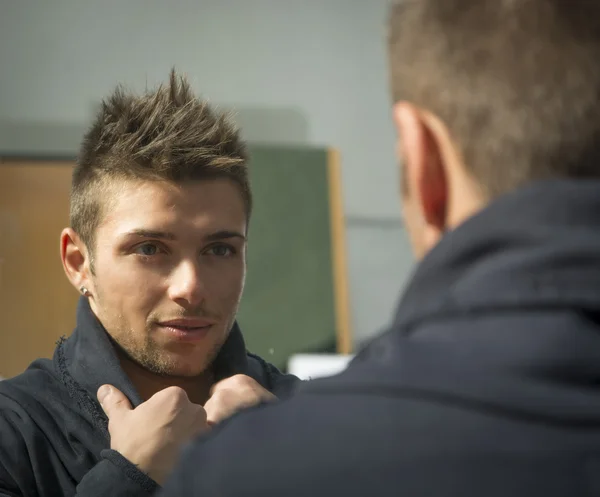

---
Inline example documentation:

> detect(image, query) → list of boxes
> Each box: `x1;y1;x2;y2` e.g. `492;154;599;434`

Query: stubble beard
111;316;234;378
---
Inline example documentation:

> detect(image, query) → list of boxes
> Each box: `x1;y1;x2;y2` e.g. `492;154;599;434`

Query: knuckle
210;375;252;396
162;386;189;407
216;388;237;404
227;374;252;390
207;389;236;414
235;374;252;386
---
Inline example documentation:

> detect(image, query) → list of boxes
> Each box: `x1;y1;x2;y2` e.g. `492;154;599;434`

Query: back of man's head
388;0;600;199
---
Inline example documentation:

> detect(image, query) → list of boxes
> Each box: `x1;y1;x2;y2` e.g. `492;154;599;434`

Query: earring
79;286;91;297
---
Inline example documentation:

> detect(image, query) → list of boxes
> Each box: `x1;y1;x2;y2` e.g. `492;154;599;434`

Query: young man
161;1;600;496
0;71;298;496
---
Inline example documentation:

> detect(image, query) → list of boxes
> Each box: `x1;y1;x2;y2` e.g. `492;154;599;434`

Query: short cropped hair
71;69;250;255
388;0;600;198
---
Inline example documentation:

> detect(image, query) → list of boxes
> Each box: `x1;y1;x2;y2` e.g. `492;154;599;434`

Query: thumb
97;384;132;419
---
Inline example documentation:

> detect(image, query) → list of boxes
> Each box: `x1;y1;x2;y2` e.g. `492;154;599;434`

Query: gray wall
0;0;415;346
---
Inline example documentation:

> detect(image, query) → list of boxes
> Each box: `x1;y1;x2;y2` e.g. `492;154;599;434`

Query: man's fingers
204;390;247;425
203;394;227;426
209;375;247;396
204;389;267;426
211;375;276;402
97;384;133;419
205;375;278;426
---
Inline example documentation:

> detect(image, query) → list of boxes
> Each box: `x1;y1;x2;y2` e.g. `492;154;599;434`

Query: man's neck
118;355;214;406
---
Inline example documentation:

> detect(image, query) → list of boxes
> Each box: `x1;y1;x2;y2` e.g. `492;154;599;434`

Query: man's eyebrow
204;230;247;242
122;229;246;242
125;229;177;240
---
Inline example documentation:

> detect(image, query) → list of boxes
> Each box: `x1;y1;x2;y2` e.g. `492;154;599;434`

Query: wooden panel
327;149;352;354
0;160;78;378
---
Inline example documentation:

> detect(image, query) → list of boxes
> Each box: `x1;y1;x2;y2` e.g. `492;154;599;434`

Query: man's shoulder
244;352;301;398
0;357;68;418
0;360;67;483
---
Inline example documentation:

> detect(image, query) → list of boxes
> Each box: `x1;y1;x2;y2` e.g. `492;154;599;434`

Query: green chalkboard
236;145;347;369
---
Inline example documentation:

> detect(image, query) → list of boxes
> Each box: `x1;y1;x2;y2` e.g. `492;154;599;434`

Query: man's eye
209;245;234;257
135;243;159;256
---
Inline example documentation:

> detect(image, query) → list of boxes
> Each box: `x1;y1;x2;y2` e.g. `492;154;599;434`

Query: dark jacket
0;298;299;496
162;180;600;497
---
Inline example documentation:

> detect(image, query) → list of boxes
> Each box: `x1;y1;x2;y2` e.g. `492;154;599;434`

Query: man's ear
393;101;448;234
60;228;93;294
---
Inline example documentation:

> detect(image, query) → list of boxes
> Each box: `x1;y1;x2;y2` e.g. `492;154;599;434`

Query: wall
0;0;415;346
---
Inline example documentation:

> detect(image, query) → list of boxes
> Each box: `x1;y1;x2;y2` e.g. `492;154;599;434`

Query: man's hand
204;374;276;425
97;385;208;485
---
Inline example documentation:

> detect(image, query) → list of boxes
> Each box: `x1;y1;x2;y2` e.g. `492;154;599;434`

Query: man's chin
144;356;212;378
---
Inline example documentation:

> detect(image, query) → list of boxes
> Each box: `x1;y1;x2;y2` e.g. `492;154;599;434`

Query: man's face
87;178;247;378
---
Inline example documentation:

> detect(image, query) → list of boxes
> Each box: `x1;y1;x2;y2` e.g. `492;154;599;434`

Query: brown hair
388;0;600;199
71;69;250;256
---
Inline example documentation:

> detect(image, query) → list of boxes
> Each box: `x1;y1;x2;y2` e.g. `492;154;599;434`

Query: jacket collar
393;179;600;330
55;297;250;414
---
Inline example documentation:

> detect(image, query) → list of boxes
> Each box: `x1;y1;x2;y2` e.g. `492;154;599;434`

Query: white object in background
287;354;354;381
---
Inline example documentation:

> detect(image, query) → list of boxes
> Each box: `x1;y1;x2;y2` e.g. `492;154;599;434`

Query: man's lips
158;318;216;329
157;319;217;341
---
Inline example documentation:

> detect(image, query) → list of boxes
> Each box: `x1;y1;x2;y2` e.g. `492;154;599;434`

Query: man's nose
167;260;206;309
